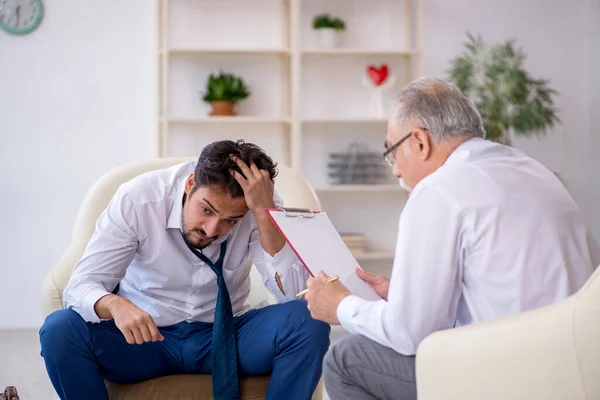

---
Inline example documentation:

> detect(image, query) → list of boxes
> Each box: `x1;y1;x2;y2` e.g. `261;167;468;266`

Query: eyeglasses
383;131;414;166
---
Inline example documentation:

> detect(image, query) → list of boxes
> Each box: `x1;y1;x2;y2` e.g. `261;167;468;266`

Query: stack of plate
328;143;388;185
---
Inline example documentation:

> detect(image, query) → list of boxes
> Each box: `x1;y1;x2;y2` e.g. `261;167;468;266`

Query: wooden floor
0;328;348;400
0;330;55;400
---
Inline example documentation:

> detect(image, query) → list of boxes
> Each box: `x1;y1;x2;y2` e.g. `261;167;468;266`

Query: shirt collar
166;177;186;230
409;137;486;196
443;137;485;166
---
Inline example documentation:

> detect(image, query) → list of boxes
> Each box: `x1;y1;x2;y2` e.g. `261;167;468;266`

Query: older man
305;78;600;400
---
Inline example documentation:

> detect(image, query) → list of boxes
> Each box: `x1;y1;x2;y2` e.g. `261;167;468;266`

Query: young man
40;140;330;400
305;78;600;400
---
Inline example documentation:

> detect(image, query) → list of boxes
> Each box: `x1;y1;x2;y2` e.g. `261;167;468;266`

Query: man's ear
185;173;195;195
414;129;432;160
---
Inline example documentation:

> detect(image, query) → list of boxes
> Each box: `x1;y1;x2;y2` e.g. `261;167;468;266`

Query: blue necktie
182;236;240;400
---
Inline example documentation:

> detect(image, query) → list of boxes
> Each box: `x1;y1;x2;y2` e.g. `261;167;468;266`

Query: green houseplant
312;13;346;49
202;71;251;116
448;34;559;145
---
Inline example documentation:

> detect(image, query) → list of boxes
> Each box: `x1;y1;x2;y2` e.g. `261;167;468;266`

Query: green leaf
447;33;559;144
201;71;251;103
312;13;346;30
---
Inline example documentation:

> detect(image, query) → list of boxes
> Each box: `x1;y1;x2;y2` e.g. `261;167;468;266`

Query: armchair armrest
41;239;88;318
415;298;582;400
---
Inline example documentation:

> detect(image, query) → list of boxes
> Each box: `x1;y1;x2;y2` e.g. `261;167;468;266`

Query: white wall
0;0;598;329
0;0;157;328
584;0;600;240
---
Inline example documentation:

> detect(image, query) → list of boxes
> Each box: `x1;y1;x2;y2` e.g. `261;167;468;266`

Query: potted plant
448;33;559;145
201;71;251;116
312;13;346;49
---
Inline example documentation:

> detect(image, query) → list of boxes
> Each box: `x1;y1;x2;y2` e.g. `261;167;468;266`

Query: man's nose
203;218;220;238
393;163;402;178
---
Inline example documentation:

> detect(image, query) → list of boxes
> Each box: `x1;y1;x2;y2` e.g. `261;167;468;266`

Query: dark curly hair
192;140;278;198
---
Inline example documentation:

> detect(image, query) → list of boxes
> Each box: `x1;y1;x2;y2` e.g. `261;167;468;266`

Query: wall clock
0;0;44;35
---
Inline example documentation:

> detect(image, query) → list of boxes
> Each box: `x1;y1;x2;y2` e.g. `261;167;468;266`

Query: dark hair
192;140;278;197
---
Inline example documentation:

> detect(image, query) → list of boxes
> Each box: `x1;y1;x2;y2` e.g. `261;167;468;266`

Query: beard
399;178;413;193
182;227;218;250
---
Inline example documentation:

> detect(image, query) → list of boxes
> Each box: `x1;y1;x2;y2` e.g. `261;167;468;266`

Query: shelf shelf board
301;48;419;56
168;48;290;56
302;118;388;124
315;184;402;192
168;117;291;125
354;251;395;261
166;48;417;56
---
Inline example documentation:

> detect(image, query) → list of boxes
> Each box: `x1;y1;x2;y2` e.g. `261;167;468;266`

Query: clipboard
266;207;382;301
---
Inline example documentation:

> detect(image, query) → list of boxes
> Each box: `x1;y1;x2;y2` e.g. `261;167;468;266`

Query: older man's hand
305;271;351;325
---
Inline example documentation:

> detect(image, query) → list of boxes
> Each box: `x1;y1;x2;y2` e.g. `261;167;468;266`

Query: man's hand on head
229;155;276;216
230;154;285;258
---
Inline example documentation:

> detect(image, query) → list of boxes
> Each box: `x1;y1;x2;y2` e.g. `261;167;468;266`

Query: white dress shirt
337;138;600;356
64;161;309;326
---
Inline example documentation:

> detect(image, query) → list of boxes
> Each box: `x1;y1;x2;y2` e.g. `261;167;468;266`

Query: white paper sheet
268;209;382;301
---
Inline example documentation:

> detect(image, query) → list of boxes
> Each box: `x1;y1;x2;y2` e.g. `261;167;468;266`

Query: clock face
0;0;44;35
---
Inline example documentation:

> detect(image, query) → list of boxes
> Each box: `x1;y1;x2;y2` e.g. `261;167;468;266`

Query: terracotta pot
209;101;236;116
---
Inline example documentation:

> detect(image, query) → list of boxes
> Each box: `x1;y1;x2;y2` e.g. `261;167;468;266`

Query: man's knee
323;335;366;397
39;309;86;357
323;345;338;378
284;300;331;350
324;335;367;377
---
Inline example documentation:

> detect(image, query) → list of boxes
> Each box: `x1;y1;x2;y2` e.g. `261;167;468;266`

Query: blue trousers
39;300;330;400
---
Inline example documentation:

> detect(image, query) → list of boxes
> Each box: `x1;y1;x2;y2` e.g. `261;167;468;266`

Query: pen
296;276;339;297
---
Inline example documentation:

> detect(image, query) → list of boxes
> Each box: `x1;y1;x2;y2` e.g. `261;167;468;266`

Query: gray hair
391;77;485;143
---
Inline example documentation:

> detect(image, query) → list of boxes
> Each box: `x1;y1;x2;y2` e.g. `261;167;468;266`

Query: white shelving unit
158;0;422;268
301;48;419;55
168;117;292;125
315;184;403;192
168;49;291;55
302;118;389;124
355;251;395;261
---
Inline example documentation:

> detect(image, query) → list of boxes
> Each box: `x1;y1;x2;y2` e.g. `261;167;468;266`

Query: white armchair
416;265;600;400
41;157;324;400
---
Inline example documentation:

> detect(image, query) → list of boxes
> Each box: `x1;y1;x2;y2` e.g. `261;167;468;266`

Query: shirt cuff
81;288;111;323
337;295;368;334
266;242;300;276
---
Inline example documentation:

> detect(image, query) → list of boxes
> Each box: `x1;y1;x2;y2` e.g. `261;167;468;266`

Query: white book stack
340;233;366;256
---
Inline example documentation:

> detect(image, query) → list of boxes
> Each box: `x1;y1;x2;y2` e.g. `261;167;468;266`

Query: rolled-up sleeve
248;190;309;302
249;229;309;303
63;185;142;322
336;186;465;355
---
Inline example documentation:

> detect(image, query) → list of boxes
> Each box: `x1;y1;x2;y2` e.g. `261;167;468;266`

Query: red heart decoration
367;64;389;86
